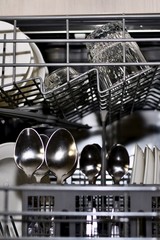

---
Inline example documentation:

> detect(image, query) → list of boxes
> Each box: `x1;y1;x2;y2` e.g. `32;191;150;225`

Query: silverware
40;134;49;147
10;216;19;237
33;134;50;182
14;128;44;179
79;144;101;237
61;157;77;183
107;144;129;184
107;144;129;237
79;144;101;184
45;128;78;184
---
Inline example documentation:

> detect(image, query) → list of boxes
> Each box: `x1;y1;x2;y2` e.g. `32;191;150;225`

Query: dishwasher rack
0;184;160;239
0;14;160;124
1;14;160;240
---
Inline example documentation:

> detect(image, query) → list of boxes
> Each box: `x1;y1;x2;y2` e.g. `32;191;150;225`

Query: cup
42;67;91;119
86;21;150;89
44;67;79;92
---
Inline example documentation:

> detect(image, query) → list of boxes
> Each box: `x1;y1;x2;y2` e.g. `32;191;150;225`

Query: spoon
79;143;101;238
40;134;49;148
79;144;101;184
107;144;129;184
106;144;129;237
61;156;78;183
14;128;45;179
45;128;78;184
33;134;50;183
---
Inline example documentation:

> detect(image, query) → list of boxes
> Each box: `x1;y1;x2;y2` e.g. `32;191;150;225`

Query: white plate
30;41;48;80
0;21;32;90
143;145;154;184
0;142;28;236
130;144;145;184
153;146;160;184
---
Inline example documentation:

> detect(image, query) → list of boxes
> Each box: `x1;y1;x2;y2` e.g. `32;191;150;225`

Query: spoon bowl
14;128;44;179
45;128;78;184
33;134;50;182
107;144;129;184
61;158;78;183
40;134;49;148
79;144;101;184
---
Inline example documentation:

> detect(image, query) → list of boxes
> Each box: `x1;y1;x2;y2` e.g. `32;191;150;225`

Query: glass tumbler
44;67;79;92
43;67;91;118
86;21;149;89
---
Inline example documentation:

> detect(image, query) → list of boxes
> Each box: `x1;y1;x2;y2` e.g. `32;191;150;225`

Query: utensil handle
101;110;107;186
10;216;19;237
136;211;146;237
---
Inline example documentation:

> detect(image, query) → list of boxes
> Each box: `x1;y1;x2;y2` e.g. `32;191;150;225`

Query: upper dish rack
0;15;160;125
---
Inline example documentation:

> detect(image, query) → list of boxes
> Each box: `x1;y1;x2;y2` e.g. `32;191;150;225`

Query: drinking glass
44;67;79;92
86;21;149;89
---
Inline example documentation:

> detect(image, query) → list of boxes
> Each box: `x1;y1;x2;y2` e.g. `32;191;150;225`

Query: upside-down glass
44;67;79;92
86;21;149;89
43;66;88;103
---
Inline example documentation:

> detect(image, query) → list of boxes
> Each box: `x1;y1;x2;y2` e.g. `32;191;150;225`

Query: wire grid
97;66;158;125
41;69;99;122
0;15;160;124
0;77;44;108
0;184;159;239
18;185;160;238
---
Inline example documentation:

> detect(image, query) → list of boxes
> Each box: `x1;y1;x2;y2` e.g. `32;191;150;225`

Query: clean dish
17;41;48;103
0;21;32;91
130;144;145;184
143;145;155;184
30;41;48;80
153;146;160;184
0;142;28;236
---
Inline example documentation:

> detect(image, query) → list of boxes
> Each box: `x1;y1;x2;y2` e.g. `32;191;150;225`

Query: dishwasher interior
0;14;160;239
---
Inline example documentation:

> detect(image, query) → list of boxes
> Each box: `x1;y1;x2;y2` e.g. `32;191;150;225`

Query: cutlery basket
20;184;160;238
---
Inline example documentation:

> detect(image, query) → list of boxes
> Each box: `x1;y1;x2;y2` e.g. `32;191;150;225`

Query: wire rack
0;14;160;124
1;13;160;239
0;184;160;239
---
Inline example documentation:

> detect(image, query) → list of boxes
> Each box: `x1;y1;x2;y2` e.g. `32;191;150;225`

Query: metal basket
0;184;160;239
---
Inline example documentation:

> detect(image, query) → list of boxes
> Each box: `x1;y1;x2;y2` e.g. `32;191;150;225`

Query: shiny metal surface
45;128;78;184
40;134;49;147
14;128;44;178
61;158;77;183
33;134;50;182
107;144;130;184
79;144;101;184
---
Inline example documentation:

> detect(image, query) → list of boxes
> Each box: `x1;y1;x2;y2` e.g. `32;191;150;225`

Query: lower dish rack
0;184;160;239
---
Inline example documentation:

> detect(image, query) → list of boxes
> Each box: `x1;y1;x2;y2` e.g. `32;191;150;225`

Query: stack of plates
130;144;160;184
0;20;48;98
0;142;29;237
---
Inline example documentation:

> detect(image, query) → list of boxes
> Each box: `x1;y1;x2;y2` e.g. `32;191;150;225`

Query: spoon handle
56;176;63;185
100;109;107;186
88;176;97;185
